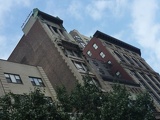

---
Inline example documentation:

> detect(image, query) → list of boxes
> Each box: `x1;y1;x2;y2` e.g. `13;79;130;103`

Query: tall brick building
8;8;110;92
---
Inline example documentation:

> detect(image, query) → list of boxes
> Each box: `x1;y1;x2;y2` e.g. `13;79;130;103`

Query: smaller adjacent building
69;29;91;49
0;59;56;100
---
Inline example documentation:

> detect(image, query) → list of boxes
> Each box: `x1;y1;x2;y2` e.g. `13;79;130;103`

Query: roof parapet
32;8;63;25
93;30;141;56
22;8;64;35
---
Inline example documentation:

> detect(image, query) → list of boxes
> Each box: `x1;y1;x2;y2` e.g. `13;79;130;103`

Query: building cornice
93;30;141;56
33;8;63;25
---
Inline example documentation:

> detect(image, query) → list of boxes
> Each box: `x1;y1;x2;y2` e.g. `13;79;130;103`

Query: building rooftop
94;30;141;55
33;8;63;25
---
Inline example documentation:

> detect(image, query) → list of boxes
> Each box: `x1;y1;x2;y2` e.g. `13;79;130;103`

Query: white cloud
0;0;32;59
67;1;83;20
86;0;129;20
109;0;129;18
45;0;83;20
0;1;12;27
113;30;125;40
131;0;160;73
86;1;109;20
0;35;8;59
0;0;32;28
0;34;22;59
45;0;58;16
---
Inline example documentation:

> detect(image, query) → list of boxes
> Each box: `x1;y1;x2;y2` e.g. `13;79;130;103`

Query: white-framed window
93;43;98;49
82;76;101;88
105;60;112;68
29;77;45;87
90;77;101;87
115;71;121;78
80;42;86;48
73;61;87;72
100;52;105;58
4;73;22;84
74;36;82;42
87;51;92;56
116;71;120;76
108;60;112;65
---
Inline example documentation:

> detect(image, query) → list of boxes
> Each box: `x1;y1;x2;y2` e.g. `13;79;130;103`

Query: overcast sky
0;0;160;74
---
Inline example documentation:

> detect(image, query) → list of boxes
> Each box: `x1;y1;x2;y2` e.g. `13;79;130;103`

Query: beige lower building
0;59;56;100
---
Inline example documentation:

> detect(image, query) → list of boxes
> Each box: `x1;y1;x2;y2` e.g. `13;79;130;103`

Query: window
116;71;120;76
139;73;148;81
45;97;53;103
114;51;125;62
104;60;112;69
52;27;58;33
87;51;92;56
29;77;45;87
90;77;101;87
79;42;86;48
59;29;63;35
129;70;134;76
140;73;150;82
115;71;121;78
105;42;112;47
4;73;22;84
132;52;137;56
65;49;80;57
107;60;112;65
93;43;98;49
123;55;134;65
124;49;129;53
92;60;98;66
148;75;156;83
47;25;59;34
98;68;105;75
139;60;149;70
66;49;74;56
132;58;143;67
100;52;105;58
74;36;82;42
134;72;141;79
116;46;121;50
74;36;81;39
140;80;148;89
73;61;87;72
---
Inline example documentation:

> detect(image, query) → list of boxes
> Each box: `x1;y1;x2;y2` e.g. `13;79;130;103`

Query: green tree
101;85;155;120
0;88;67;120
56;76;156;120
0;77;156;120
56;76;104;120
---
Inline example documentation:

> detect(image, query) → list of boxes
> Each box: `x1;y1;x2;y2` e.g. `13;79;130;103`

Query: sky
0;0;160;74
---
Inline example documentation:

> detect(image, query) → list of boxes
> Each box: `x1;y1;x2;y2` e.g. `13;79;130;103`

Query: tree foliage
0;89;66;120
56;76;156;120
0;77;156;120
